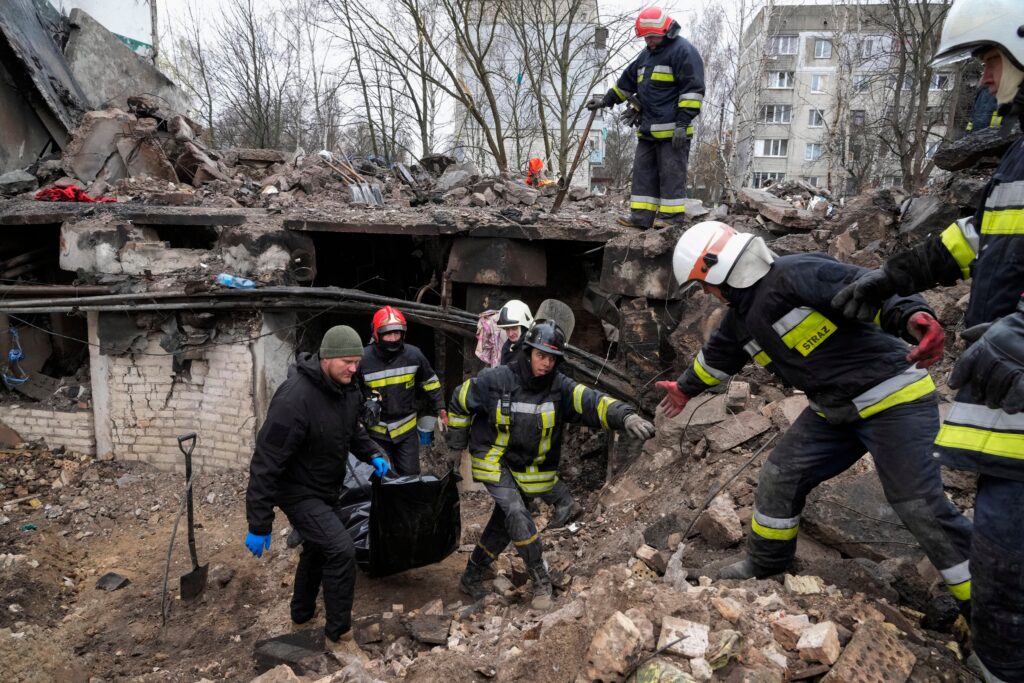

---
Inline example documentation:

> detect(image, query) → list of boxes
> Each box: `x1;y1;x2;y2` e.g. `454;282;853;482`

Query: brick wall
2;406;96;455
106;335;257;472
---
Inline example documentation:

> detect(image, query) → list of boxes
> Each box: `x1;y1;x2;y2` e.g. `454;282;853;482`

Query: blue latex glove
245;532;272;558
371;456;390;478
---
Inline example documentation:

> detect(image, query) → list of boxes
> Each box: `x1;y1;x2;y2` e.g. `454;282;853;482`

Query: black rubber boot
459;560;488;602
716;558;777;580
549;501;582;529
527;562;554;610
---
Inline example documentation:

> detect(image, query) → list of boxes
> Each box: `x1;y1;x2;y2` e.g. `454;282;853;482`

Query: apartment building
732;3;960;195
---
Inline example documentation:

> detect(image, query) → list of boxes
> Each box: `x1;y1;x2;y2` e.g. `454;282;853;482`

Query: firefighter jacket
880;134;1024;480
246;352;384;535
359;342;444;441
613;35;705;142
447;353;634;494
677;253;936;425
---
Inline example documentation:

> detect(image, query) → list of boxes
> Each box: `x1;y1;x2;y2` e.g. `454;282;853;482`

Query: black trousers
470;467;543;568
370;432;420;476
281;497;357;641
629;138;690;229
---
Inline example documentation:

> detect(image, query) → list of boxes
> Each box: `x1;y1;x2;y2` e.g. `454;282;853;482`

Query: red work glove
906;311;945;369
437;409;449;433
655;380;690;418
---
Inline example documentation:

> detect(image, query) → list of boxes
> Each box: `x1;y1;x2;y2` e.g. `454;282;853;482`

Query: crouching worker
244;325;391;662
448;321;655;609
657;222;973;615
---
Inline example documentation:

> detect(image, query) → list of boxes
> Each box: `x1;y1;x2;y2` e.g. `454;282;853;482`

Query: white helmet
497;300;534;329
672;221;775;288
931;0;1024;70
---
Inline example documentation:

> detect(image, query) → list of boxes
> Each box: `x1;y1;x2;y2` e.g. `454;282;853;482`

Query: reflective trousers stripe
629;201;687;214
855;371;935;420
940;560;972;600
751;509;799;540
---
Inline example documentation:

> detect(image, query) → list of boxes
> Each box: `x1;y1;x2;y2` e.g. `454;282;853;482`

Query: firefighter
658;222;973;612
830;2;1023;677
244;325;389;662
525;157;553;187
448;321;655;609
360;306;447;476
496;299;534;365
586;6;705;229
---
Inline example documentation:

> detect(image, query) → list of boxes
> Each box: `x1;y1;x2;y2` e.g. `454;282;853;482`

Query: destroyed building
0;1;1019;681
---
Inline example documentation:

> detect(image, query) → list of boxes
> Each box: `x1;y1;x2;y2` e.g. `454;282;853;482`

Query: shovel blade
180;564;208;601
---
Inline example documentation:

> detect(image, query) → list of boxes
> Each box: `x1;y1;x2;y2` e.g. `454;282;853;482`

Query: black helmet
522;321;566;357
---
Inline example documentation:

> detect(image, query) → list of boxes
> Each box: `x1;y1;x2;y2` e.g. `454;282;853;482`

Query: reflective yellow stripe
366;373;416;388
752;518;799;540
630;200;660;211
390;418;417;438
471;468;501;483
513;531;540;546
597;396;617;429
980;208;1024;235
650;72;675;82
781;312;837;356
538;410;555;458
993;113;1003;127
940;222;976;279
421;379;441;392
612;85;626;101
454;380;472;413
678;99;702;108
857;374;935;419
649;129;674;139
753;351;771;366
693;356;722;387
369;424;388;434
686;125;694;135
935;424;1024;459
873;310;882;327
573;384;586;414
449;413;470;428
948;580;971;601
658;203;686;214
476;542;497;560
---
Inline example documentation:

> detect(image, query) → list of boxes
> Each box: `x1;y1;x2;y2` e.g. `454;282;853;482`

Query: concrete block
771;613;810;650
705;411;772;451
797;622;841;666
582;611;645;682
695;493;744;548
821;620;915;683
657;616;709;659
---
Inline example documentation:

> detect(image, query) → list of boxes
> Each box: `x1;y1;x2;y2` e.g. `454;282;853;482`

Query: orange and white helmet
635;7;680;39
672;221;774;288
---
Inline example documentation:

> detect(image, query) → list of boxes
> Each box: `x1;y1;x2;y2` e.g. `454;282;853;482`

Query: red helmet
635;7;680;39
372;306;407;342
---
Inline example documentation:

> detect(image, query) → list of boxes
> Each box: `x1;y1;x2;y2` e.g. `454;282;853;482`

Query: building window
808;109;825;127
882;175;903;188
751;171;785;188
814;39;832;59
768;35;798;55
858;36;883;59
760;104;792;124
853;73;871;93
803;176;820;187
930;72;951;90
805;143;823;161
810;74;827;93
851;109;866;126
887;74;913;91
755;139;789;157
767;71;795;89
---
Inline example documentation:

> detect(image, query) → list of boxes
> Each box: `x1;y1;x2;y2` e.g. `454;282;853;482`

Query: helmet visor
930;45;977;69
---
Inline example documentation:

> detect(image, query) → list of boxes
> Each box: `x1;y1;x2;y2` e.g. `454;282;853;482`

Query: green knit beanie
320;325;364;359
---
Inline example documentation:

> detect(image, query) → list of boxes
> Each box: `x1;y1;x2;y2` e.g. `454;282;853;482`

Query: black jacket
359;342;444;437
500;338;517;365
613;35;705;141
678;253;934;424
447;351;634;494
246;352;384;535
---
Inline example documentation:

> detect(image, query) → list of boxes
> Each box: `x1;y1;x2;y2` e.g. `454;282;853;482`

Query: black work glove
586;89;618;111
949;298;1024;414
830;268;899;322
621;106;641;128
671;127;690;151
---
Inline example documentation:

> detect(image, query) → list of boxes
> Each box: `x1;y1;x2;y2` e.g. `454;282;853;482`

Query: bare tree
161;1;218;145
601;113;637;191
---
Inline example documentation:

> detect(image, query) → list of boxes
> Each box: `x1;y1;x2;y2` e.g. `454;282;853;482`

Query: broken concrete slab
0;170;38;196
65;9;189;113
933;119;1022;172
448;237;546;286
762;395;809;430
115;135;177;183
737;188;817;230
705;411;772;451
63;109;135;183
253;631;328;676
408;613;450;645
898;194;959;238
655;393;729;448
582;611;644;682
770;613;810;650
821;620;915;683
599;227;680;299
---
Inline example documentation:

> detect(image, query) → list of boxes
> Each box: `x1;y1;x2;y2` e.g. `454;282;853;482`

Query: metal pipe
0;285;112;296
1;260;54;279
0;247;51;270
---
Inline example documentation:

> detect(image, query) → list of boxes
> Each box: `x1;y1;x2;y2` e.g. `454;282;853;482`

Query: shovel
339;158;384;207
177;432;208;601
320;157;369;205
551;107;598;214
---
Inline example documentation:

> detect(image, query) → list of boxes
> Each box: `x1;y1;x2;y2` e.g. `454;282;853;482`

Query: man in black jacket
245;325;390;662
658;222;973;615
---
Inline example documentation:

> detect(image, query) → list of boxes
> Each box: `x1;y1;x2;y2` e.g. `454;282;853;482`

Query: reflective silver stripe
377;413;417;431
697;351;730;381
510;402;557;415
649;122;677;132
753;509;800;529
985;179;1024;209
944;401;1024;430
363;365;419;381
851;366;929;413
637;15;666;29
772;307;814;336
940;560;971;585
630;194;661;204
652;65;673;74
678;92;704;101
744;341;761;356
956;217;980;253
659;197;688;207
